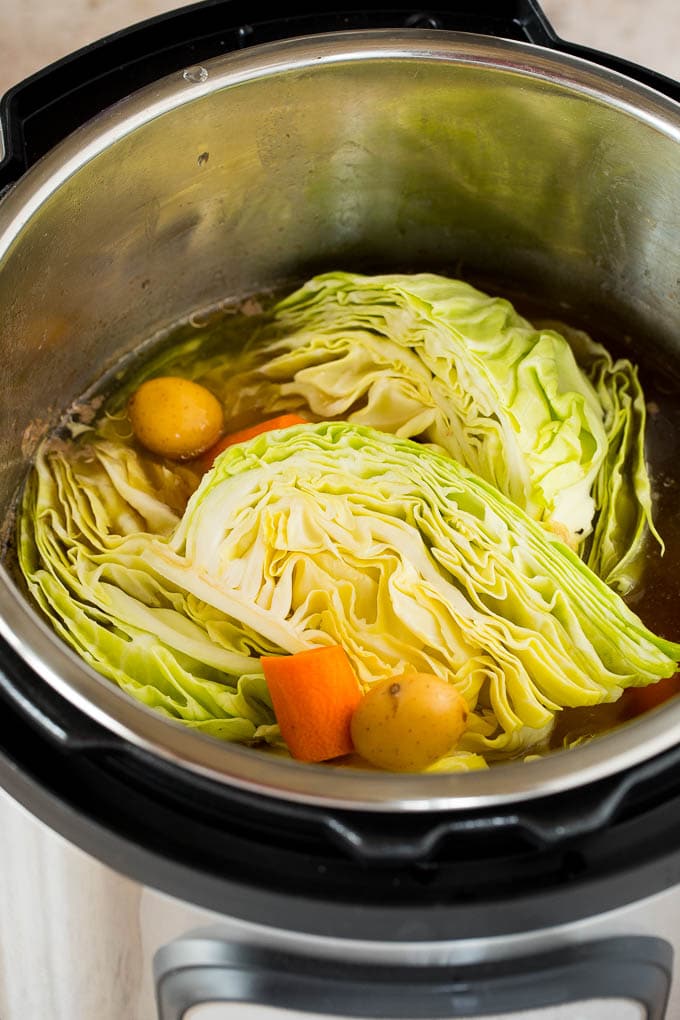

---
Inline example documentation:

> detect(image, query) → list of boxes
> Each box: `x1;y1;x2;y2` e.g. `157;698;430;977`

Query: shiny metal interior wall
1;32;679;517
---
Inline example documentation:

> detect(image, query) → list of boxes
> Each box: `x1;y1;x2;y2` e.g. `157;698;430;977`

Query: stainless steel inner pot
1;30;679;811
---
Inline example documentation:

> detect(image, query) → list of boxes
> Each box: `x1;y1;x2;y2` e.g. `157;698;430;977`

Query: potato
128;376;224;460
350;672;468;772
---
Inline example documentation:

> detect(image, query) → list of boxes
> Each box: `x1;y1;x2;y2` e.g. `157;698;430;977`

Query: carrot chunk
200;414;307;470
624;672;680;717
261;645;363;762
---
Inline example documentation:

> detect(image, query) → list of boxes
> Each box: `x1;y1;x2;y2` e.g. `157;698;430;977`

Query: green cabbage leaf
553;321;661;592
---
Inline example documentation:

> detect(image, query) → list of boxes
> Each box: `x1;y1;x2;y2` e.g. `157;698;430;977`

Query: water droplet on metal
183;66;209;84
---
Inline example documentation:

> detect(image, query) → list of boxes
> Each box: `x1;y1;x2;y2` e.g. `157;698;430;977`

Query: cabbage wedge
18;437;278;741
221;272;656;593
136;422;678;765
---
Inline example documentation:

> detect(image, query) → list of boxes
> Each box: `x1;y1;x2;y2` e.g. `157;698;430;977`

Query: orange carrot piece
261;645;363;762
200;413;307;470
624;672;680;717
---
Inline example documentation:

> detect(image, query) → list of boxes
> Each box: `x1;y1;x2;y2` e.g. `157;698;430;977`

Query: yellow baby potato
350;672;468;772
127;376;224;460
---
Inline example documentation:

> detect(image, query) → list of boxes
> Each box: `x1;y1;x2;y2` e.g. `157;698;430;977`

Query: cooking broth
8;272;680;768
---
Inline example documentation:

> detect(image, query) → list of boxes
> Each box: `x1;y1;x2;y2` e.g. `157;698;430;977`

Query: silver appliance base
0;789;675;1019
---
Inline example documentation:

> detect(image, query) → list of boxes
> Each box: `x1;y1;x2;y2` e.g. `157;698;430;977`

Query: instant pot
1;2;679;1018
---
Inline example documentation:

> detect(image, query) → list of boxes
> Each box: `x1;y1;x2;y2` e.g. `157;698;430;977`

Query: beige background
0;0;678;97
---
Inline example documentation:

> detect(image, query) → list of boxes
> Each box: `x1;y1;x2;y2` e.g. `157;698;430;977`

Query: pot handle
1;0;676;194
153;932;672;1020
